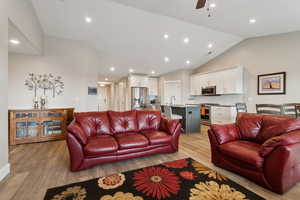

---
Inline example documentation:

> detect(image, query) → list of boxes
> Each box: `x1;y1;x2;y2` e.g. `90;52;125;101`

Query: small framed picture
257;72;286;95
88;87;98;95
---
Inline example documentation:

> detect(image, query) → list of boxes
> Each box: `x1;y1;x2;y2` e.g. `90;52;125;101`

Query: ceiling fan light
209;3;216;8
249;18;256;24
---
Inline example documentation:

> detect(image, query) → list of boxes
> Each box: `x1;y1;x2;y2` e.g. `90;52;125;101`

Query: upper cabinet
128;75;149;88
128;75;158;96
220;67;243;94
190;75;199;95
190;66;244;95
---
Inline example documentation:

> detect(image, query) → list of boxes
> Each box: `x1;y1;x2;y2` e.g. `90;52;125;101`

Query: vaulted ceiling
111;0;300;38
14;0;300;79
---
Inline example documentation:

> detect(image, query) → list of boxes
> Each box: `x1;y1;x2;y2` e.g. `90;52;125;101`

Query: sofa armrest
210;123;241;145
159;117;181;135
66;133;85;171
67;120;88;145
260;130;300;157
264;142;300;193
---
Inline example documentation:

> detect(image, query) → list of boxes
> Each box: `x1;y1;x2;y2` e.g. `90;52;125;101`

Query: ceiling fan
196;0;207;9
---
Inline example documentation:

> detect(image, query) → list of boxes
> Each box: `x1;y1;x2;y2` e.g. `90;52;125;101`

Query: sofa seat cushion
115;133;149;150
219;141;264;168
84;135;118;157
142;131;172;145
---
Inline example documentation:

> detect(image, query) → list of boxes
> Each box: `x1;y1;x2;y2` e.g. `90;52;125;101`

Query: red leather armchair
208;113;300;194
66;110;181;171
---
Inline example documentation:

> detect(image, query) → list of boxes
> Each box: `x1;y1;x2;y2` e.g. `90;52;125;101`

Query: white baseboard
0;163;10;182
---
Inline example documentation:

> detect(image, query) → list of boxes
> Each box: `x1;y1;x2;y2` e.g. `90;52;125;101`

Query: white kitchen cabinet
221;67;243;94
190;75;198;95
128;75;149;88
189;66;243;96
148;77;158;96
210;106;237;125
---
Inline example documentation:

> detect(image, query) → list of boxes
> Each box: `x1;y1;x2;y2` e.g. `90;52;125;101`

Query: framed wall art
257;72;286;95
88;87;98;95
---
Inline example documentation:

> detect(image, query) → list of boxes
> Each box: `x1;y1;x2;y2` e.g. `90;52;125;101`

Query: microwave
201;86;219;96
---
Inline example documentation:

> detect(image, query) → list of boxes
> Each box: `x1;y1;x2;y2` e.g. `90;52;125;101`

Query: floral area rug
44;158;265;200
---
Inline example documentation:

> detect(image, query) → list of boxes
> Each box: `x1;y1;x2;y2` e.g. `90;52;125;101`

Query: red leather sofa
66;110;181;171
208;112;300;194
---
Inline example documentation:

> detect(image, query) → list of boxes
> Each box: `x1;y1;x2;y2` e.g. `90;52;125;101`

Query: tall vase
33;96;39;109
40;96;46;110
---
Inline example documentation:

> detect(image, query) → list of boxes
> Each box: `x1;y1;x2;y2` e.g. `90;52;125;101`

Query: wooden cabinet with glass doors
9;108;74;145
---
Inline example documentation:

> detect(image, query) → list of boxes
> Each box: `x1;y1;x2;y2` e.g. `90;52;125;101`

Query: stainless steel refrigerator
131;87;148;110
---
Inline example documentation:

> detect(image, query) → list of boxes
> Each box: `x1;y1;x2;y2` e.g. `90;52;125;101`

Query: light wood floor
1;126;299;200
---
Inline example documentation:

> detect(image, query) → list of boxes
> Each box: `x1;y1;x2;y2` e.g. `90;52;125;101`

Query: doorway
164;80;182;105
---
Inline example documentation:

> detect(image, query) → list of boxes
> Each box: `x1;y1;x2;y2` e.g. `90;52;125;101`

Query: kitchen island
162;105;201;133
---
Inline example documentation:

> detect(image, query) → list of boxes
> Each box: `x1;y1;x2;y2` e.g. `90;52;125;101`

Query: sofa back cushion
256;115;300;143
108;110;138;134
211;123;241;145
137;110;161;131
236;113;263;141
74;112;111;136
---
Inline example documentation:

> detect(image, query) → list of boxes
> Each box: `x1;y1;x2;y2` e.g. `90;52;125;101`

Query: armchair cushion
115;133;149;150
257;116;300;143
137;110;161;131
142;131;172;145
108;110;138;134
219;141;264;168
236;113;263;141
84;135;118;157
159;117;180;135
67;121;88;145
260;130;300;157
210;124;241;145
75;112;111;136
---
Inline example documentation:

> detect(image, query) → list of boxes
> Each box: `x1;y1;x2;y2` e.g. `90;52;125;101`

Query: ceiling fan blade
196;0;206;9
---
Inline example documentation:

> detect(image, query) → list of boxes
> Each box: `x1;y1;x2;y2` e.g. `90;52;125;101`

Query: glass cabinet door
16;121;39;138
42;120;63;137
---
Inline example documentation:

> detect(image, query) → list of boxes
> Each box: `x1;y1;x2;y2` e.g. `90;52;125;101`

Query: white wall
8;0;43;53
9;36;102;112
0;0;9;181
193;31;300;112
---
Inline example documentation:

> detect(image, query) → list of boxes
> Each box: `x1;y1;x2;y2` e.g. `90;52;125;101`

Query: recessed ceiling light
110;67;115;71
9;39;20;45
208;43;213;49
105;78;108;81
100;84;105;87
249;18;256;24
186;60;191;65
129;68;134;73
164;57;170;63
183;37;190;44
164;33;169;39
209;3;216;8
151;70;156;74
85;17;92;23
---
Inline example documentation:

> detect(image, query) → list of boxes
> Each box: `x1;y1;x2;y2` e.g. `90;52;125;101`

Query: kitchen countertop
162;104;236;108
162;104;201;108
210;104;236;107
